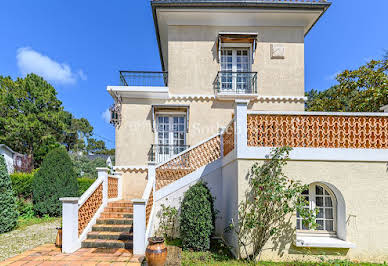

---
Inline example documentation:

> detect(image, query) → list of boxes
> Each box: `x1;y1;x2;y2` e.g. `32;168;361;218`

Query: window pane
325;197;333;207
302;189;309;195
317;208;324;218
316;197;323;207
325;220;334;231
325;208;334;219
316;220;324;230
296;219;300;230
302;221;309;230
316;185;323;195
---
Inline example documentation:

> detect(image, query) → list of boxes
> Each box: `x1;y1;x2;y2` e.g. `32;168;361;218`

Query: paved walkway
0;244;143;265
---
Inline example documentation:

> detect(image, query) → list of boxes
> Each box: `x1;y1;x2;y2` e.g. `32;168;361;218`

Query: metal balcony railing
214;71;258;95
148;144;190;163
119;71;168;87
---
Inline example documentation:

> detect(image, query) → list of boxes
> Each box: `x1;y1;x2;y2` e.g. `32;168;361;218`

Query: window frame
155;113;187;147
296;183;337;237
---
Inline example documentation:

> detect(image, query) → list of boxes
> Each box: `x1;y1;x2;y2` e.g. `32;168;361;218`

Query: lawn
167;238;386;266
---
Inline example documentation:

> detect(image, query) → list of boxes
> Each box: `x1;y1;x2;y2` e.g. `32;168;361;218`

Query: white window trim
295;182;355;249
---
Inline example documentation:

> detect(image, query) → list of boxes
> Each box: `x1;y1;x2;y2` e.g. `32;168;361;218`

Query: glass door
220;48;250;93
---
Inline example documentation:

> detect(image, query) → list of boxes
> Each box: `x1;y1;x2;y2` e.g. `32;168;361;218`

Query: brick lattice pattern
247;114;388;149
78;183;103;236
146;188;153;226
223;120;235;156
155;135;221;190
108;176;118;199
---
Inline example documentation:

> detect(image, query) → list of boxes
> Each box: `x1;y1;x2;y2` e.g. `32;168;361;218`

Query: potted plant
55;222;62;248
145;237;167;266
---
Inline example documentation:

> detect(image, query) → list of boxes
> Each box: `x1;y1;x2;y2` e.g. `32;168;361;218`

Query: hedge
180;181;215;251
11;172;95;199
33;147;79;216
0;155;18;233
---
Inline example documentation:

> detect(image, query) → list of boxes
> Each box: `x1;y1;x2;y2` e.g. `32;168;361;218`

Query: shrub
77;177;95;196
10;171;36;199
0;155;18;233
157;204;179;240
17;198;35;219
33;147;79;216
180;181;215;251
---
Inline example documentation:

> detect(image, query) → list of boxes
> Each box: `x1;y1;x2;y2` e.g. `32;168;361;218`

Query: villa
60;0;388;262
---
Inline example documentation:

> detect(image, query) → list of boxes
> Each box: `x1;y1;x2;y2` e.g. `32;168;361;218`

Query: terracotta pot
145;237;167;266
55;227;62;248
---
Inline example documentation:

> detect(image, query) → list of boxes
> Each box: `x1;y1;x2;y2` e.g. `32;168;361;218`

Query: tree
0;155;18;233
227;147;316;261
70;153;107;179
33;147;79;216
306;53;388;112
180;181;215;251
0;74;106;167
86;138;107;154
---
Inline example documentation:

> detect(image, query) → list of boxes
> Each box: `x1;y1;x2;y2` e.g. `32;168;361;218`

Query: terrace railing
214;71;257;95
148;144;190;163
120;71;168;87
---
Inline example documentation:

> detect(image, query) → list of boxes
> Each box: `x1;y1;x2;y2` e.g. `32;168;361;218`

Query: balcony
119;71;168;87
214;71;258;99
148;144;190;164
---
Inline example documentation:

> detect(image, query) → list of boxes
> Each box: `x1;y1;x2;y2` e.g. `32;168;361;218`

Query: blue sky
0;0;387;149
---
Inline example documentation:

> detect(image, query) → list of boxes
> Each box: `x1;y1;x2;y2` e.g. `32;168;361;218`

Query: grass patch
167;238;386;266
16;215;60;230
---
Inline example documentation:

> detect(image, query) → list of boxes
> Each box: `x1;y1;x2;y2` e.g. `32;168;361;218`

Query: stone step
104;207;133;213
92;224;133;232
81;239;133;249
100;212;133;219
96;218;133;225
107;201;133;208
87;231;133;241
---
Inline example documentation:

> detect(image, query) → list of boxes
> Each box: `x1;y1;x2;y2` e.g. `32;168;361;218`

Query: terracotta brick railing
78;183;103;235
222;119;235;156
60;168;122;253
247;113;388;149
108;175;119;198
155;134;221;190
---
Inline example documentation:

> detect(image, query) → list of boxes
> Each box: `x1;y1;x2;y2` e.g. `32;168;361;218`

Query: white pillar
97;167;109;205
234;99;248;158
132;199;147;255
59;197;81;253
147;164;156;191
116;172;123;200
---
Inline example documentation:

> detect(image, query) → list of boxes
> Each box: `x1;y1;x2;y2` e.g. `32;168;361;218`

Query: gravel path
0;219;60;261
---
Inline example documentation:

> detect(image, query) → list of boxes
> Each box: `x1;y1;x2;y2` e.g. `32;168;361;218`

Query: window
297;183;336;234
220;48;251;92
155;115;187;162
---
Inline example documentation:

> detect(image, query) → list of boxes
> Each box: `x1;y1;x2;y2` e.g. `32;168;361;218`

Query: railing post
97;167;109;206
234;99;248;158
59;197;80;253
132;199;147;255
116;172;123;200
219;127;224;158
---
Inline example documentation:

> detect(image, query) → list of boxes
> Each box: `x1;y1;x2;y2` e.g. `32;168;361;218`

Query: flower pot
145;237;167;266
55;227;62;248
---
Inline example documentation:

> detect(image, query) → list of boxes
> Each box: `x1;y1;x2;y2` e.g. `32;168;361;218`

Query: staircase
81;200;133;249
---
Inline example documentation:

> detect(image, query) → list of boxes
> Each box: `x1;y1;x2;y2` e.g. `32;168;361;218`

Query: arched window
296;183;336;234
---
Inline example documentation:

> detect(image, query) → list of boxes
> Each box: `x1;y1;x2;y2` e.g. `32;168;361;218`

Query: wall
119;170;148;200
116;98;302;166
168;25;305;100
236;159;388;262
151;160;223;238
0;147;14;174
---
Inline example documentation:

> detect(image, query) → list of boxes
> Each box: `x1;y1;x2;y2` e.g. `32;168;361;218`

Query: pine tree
0;155;18;233
33;147;79;216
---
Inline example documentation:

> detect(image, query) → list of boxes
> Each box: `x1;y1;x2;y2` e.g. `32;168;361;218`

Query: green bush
0;155;18;233
77;177;95;196
180;181;215;251
10;171;36;199
33;147;79;216
17;198;35;219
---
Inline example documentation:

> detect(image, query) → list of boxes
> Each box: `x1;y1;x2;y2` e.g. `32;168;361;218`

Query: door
220;48;250;92
156;115;186;162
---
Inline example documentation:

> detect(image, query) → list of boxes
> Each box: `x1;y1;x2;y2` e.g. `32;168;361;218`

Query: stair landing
81;200;134;250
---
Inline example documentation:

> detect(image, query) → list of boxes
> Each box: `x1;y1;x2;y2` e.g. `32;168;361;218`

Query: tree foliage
0;74;110;166
306;53;388;112
33;147;79;216
180;181;215;251
70;153;107;179
0;155;18;233
228;147;316;261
